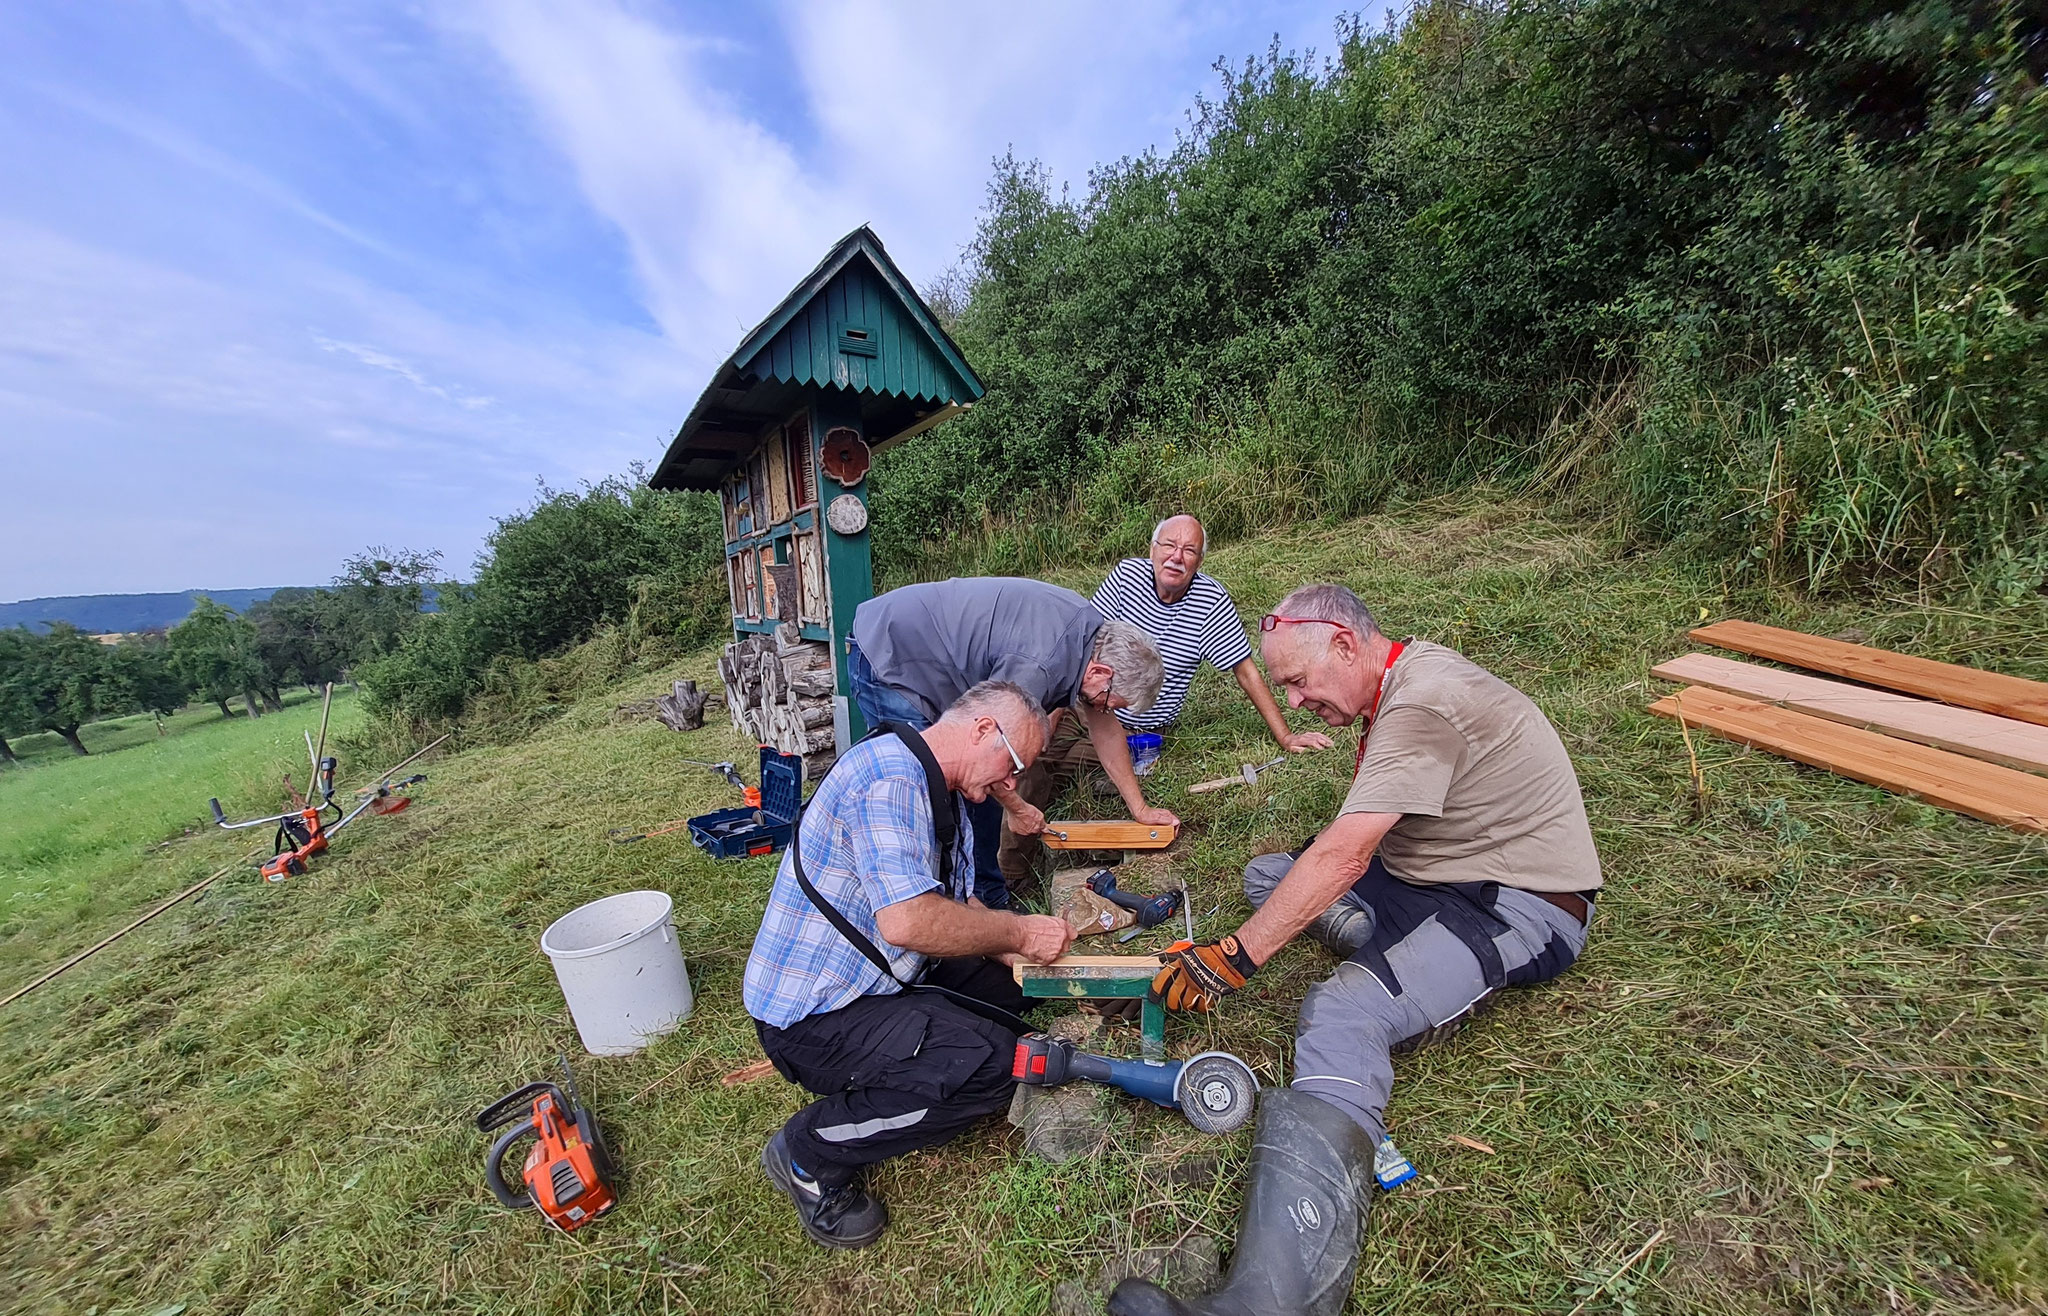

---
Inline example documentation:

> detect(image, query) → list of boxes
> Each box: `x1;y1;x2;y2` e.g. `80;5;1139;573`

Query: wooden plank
1691;620;2048;728
1649;686;2048;834
1653;652;2048;776
1040;821;1178;850
1013;954;1163;987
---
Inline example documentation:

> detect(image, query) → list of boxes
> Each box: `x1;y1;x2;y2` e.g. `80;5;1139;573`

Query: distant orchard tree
0;628;34;762
168;598;269;719
107;635;190;728
4;623;113;755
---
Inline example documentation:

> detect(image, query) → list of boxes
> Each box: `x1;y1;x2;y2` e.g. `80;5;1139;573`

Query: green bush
873;1;2048;597
355;477;725;728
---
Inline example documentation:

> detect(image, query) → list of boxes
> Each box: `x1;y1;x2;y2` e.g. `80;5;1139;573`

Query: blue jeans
846;644;1011;909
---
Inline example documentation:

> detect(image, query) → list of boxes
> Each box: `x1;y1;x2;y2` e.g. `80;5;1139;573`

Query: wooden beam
1014;954;1167;977
1649;685;2048;834
1040;820;1178;850
1691;620;2048;728
1653;653;2048;776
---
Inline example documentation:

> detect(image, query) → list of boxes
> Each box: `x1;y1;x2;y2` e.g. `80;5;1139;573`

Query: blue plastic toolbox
688;745;804;859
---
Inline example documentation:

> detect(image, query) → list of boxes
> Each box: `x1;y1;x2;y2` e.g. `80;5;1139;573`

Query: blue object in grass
689;745;804;859
1126;733;1163;776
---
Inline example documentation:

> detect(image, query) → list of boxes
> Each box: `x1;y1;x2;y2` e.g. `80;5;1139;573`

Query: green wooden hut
649;226;983;769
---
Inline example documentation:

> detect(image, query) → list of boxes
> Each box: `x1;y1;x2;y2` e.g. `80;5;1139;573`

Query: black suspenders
786;722;1030;1030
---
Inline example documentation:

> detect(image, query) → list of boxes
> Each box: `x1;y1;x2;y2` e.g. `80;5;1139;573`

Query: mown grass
0;688;362;983
2;493;2043;1315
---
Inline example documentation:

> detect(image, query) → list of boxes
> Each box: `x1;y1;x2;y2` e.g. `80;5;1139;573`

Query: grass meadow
2;495;2043;1314
0;688;362;985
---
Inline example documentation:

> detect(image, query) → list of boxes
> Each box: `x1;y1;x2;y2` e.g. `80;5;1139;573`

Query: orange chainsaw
476;1057;620;1233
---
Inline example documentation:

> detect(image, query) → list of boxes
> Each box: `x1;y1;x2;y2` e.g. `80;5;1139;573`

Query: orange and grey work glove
1149;936;1258;1014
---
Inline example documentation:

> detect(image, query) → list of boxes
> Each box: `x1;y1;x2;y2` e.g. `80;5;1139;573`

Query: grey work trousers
1243;851;1592;1143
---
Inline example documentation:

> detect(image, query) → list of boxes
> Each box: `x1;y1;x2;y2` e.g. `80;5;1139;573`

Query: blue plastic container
688;745;804;859
1126;733;1163;776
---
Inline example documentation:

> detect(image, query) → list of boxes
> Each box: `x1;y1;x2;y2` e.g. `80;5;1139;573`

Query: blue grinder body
1012;1033;1258;1133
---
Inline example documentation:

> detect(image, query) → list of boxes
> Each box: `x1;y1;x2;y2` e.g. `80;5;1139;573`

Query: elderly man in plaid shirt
745;680;1075;1249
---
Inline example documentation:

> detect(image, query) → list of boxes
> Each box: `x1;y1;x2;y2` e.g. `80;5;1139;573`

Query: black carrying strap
788;721;1032;1033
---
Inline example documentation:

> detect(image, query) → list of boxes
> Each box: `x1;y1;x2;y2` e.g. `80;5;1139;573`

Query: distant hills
0;589;306;635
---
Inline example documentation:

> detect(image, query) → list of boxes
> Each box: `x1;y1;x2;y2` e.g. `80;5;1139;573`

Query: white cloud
460;0;846;356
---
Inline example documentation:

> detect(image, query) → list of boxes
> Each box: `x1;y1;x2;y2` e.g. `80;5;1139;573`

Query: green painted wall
811;391;872;743
749;261;974;403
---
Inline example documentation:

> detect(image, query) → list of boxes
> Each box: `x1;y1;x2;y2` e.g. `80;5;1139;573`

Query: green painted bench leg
1141;999;1166;1061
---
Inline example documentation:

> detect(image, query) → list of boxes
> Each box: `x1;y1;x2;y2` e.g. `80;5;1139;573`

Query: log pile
719;623;838;777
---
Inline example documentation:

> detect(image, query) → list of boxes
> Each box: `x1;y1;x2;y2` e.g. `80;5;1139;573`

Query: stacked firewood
718;624;838;777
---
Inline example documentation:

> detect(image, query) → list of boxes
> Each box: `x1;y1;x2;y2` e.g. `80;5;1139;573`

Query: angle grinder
1012;1033;1259;1134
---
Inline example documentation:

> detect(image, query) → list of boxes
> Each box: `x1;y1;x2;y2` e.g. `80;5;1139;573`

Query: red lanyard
1354;640;1406;773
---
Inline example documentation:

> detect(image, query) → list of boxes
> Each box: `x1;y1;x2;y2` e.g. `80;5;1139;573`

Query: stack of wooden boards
1650;619;2048;835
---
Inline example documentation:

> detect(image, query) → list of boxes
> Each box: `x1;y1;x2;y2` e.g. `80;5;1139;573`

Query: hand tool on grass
609;758;755;843
1087;869;1183;930
476;1055;620;1234
1012;1033;1259;1133
1187;756;1285;794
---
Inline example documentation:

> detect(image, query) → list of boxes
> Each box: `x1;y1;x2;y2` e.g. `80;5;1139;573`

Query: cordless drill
1086;869;1184;929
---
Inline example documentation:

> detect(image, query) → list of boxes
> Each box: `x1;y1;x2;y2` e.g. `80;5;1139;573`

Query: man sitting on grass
1116;584;1602;1316
999;513;1334;894
847;575;1175;909
744;680;1076;1250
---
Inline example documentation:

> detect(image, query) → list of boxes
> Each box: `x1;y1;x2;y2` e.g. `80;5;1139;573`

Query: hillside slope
0;588;302;634
2;495;2042;1315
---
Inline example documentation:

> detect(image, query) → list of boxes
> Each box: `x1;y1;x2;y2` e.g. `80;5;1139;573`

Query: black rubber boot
1304;904;1372;957
1107;1088;1373;1316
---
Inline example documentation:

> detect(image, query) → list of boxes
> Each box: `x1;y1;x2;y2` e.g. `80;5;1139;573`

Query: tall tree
0;628;33;762
167;598;268;719
106;635;189;731
5;624;113;755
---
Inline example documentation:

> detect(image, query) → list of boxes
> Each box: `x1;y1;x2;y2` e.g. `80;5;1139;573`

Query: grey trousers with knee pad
1242;851;1591;1143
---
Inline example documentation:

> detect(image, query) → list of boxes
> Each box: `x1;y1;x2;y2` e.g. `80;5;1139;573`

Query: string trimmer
207;685;427;881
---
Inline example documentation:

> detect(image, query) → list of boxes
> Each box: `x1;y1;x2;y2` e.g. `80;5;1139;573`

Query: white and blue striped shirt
1091;559;1255;732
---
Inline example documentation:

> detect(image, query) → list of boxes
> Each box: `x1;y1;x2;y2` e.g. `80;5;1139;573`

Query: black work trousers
756;957;1035;1187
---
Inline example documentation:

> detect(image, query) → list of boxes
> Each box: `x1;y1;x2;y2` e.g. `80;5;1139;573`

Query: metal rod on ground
376;732;449;781
354;733;451;794
0;849;260;1009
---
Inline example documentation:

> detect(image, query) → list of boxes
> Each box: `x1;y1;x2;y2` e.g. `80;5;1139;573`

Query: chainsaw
476;1056;620;1233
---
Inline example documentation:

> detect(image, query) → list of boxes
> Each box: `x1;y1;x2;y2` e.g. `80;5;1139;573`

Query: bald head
1148;514;1207;603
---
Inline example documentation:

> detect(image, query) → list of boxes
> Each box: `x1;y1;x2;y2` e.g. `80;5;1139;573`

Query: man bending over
1114;584;1602;1316
746;681;1076;1249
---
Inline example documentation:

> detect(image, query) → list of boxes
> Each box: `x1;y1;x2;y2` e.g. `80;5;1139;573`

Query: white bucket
541;890;693;1057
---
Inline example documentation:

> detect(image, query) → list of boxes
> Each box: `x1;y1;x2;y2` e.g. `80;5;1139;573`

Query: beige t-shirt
1340;639;1602;893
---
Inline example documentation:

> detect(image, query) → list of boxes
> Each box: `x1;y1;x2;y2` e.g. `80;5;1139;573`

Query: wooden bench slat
1653;652;2048;775
1650;685;2048;834
1690;619;2048;728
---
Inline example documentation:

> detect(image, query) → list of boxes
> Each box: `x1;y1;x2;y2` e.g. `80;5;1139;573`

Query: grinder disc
1176;1051;1259;1134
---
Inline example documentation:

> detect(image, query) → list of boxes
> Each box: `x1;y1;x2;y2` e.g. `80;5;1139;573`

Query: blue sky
0;1;1375;601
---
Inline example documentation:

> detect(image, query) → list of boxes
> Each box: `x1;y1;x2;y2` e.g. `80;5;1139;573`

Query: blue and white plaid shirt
743;736;975;1029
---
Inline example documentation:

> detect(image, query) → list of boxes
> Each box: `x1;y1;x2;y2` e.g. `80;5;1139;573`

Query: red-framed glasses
1259;614;1350;634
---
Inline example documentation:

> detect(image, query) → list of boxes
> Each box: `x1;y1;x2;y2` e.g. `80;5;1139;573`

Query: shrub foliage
874;1;2047;597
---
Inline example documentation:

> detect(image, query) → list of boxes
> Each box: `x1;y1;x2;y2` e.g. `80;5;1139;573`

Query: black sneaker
760;1130;888;1249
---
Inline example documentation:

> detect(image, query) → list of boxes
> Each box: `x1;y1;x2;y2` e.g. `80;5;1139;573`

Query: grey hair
1088;619;1164;714
1150;515;1206;554
943;679;1052;742
1270;583;1381;638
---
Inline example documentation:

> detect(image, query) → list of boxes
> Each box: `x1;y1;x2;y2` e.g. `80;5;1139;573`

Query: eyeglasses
1259;614;1350;634
993;724;1026;775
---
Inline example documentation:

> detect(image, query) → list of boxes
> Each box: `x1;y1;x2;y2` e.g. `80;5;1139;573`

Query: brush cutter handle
482;1116;538;1210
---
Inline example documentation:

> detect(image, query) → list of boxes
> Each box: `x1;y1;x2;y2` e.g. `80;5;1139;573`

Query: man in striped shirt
998;514;1332;891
